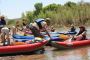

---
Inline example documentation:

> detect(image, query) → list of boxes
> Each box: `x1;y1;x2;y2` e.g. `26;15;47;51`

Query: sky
0;0;89;19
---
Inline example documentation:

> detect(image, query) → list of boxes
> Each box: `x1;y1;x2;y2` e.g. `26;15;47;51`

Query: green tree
26;11;33;24
7;20;16;25
34;3;43;16
64;1;76;7
22;12;26;18
42;3;58;13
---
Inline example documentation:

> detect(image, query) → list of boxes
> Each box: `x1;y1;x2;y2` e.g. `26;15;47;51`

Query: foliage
7;20;16;25
64;1;76;7
7;0;90;27
33;3;43;16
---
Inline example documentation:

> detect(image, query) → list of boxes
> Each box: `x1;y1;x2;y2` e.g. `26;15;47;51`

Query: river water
1;26;90;60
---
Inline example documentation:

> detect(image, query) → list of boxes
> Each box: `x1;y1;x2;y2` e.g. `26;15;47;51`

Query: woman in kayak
68;25;76;32
70;25;86;42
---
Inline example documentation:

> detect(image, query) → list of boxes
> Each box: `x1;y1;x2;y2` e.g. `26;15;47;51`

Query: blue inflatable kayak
59;32;77;35
43;32;77;35
13;37;63;42
42;32;58;35
13;35;60;39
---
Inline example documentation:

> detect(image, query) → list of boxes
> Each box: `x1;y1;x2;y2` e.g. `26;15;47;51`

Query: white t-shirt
32;21;47;30
30;23;32;28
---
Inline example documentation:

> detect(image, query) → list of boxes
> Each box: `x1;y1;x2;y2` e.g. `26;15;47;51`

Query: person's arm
74;28;76;31
43;25;53;40
74;32;79;37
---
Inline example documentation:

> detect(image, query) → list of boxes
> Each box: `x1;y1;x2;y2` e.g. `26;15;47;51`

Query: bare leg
75;36;83;41
24;29;27;36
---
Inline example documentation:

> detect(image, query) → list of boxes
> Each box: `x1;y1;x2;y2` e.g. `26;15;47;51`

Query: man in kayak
70;25;86;42
30;18;53;40
68;24;76;32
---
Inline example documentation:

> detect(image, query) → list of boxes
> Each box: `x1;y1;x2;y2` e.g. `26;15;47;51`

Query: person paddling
30;18;53;40
68;25;76;32
69;25;86;42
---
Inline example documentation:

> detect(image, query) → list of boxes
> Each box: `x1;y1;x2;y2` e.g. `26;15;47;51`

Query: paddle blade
59;34;70;40
63;26;67;28
10;42;27;46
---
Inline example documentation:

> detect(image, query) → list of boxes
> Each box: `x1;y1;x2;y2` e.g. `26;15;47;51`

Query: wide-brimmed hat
79;25;85;31
1;15;5;18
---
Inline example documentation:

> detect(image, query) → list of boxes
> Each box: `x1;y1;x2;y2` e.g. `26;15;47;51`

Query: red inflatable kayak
51;39;90;49
0;40;47;54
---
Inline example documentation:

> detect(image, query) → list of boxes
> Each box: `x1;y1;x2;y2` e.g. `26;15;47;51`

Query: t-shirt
32;21;47;30
30;23;32;28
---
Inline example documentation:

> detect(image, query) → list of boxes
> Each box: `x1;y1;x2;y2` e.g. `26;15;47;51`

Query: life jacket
78;31;86;39
78;31;84;35
71;28;75;32
0;19;6;25
35;19;45;29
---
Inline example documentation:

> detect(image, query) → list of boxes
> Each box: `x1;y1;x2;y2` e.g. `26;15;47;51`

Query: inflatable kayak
51;39;90;49
26;31;58;35
13;37;63;42
59;32;77;35
42;32;58;35
12;35;60;39
0;40;48;54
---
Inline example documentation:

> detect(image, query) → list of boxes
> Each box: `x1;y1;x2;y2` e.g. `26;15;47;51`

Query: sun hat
46;18;50;21
1;15;5;18
79;26;84;28
71;24;74;26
